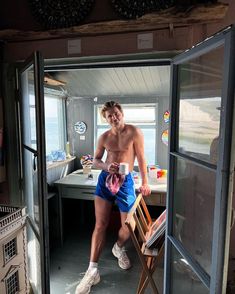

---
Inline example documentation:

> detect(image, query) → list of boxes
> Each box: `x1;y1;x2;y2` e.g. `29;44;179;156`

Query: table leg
58;188;64;247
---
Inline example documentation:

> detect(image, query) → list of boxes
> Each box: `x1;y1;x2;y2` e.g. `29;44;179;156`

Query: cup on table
119;162;129;175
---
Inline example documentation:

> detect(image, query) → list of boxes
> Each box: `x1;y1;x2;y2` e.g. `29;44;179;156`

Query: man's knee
94;221;109;233
121;223;130;235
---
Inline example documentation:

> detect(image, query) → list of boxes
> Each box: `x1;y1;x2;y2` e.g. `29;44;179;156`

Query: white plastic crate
0;205;29;294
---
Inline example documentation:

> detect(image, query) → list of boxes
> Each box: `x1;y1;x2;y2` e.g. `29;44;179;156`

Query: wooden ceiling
49;65;171;98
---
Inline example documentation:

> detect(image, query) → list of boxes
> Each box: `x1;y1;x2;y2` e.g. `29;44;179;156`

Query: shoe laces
118;248;129;263
80;269;97;286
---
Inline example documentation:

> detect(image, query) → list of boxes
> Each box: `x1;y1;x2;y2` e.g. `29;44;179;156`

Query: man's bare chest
105;135;133;152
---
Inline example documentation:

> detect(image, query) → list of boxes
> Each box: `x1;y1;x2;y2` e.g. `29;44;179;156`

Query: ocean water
44;118;167;165
45;117;216;163
45;118;60;155
141;129;156;165
42;118;167;166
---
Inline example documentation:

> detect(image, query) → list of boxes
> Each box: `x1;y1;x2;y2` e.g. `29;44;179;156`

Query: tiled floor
49;220;164;294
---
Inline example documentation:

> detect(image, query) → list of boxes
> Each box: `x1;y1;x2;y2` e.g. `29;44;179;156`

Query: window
95;104;157;166
4;238;17;264
30;94;66;156
5;271;19;294
44;96;66;155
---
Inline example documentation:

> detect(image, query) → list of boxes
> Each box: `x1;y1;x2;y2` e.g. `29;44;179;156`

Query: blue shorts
95;170;136;212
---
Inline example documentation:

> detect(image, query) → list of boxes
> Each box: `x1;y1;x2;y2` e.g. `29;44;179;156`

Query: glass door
164;26;235;293
18;52;50;294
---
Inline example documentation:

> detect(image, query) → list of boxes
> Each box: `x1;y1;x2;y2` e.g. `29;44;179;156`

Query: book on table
146;209;166;249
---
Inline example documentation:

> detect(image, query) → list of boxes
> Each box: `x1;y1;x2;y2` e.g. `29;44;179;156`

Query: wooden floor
49;200;164;294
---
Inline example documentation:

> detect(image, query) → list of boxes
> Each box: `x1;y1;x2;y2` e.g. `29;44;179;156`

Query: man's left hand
139;184;151;196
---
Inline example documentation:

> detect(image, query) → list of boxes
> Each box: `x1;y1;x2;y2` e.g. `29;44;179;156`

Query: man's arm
93;135;109;171
134;127;151;196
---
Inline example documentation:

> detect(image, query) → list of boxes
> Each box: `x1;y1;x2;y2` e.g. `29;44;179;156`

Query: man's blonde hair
101;101;123;118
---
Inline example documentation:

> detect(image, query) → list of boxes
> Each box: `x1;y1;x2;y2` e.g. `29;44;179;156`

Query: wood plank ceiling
50;65;170;99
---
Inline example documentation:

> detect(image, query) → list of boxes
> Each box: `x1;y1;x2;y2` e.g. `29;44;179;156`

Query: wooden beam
44;74;66;86
0;3;228;42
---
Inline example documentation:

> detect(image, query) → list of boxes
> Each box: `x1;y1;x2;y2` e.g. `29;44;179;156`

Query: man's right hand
139;184;151;197
107;162;119;174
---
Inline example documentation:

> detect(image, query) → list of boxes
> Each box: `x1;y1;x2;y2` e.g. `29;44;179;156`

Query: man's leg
75;196;112;294
90;196;112;262
112;211;131;270
117;212;130;247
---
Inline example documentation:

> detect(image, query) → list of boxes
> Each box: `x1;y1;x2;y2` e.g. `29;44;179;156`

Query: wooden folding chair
125;194;165;294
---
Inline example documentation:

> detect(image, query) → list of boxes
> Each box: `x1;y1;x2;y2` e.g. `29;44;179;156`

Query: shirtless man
75;101;151;294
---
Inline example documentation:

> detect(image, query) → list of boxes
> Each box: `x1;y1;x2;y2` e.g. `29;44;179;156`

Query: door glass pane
23;148;39;230
173;157;216;275
27;225;42;294
170;245;209;294
21;66;37;149
178;46;224;164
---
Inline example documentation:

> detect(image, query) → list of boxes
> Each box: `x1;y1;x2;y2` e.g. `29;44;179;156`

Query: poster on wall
161;129;168;146
163;110;170;123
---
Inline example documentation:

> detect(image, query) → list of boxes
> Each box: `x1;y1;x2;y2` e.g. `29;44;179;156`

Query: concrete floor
49;208;164;294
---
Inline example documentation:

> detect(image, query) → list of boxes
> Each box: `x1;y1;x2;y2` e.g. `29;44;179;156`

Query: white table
55;169;167;245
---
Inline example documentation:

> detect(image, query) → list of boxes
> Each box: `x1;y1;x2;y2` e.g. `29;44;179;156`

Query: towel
105;173;125;195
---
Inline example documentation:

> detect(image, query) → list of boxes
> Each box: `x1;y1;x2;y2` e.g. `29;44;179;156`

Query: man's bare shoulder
125;124;137;131
125;124;142;134
99;129;111;141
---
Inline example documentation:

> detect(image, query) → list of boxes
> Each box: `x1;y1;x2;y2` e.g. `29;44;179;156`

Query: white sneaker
112;242;131;270
75;268;100;294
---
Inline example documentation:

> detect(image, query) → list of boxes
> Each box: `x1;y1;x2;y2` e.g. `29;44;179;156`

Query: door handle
33;153;37;171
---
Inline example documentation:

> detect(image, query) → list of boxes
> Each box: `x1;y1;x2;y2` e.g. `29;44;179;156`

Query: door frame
18;51;50;293
164;25;235;293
